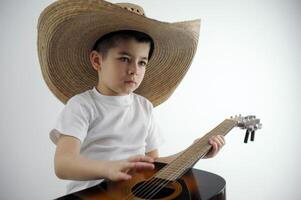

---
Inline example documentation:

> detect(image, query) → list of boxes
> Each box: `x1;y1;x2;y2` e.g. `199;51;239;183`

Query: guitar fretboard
154;119;237;181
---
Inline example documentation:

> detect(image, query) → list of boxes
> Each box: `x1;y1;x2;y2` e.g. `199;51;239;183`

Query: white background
0;0;300;199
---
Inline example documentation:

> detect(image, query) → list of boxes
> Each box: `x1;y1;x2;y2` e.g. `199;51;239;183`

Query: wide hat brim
37;0;200;107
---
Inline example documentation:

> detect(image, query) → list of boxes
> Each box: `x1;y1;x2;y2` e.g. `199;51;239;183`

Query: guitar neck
155;119;237;181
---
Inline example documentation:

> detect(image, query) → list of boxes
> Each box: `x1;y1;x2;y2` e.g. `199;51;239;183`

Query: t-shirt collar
92;87;133;107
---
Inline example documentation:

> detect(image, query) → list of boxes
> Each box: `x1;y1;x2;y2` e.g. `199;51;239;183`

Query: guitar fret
156;119;237;181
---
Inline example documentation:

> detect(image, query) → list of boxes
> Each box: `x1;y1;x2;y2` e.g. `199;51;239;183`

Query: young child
37;0;225;195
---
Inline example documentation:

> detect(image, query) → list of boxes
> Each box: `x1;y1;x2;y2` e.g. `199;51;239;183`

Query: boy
38;0;225;194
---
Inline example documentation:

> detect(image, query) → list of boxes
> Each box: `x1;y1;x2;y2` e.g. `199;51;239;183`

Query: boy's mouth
124;80;136;85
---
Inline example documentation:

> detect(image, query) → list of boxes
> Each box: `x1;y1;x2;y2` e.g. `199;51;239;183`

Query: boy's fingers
205;135;226;158
128;155;154;163
211;142;218;152
133;162;155;170
213;138;223;149
116;172;132;181
123;161;154;171
209;136;225;148
216;135;225;145
208;139;220;155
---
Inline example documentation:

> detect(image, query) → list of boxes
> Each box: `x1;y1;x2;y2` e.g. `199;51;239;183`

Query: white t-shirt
50;87;164;194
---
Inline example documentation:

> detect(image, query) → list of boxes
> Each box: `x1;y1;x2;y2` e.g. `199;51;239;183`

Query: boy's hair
92;30;155;60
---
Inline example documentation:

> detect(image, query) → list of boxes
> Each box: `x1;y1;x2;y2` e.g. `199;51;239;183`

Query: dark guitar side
56;162;226;200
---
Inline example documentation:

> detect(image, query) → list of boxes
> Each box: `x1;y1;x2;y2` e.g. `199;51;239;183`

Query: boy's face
90;39;150;96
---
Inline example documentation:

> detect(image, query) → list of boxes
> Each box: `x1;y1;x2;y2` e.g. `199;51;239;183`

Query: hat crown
116;3;145;16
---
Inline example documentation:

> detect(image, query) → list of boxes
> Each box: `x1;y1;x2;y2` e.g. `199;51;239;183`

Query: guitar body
56;162;226;200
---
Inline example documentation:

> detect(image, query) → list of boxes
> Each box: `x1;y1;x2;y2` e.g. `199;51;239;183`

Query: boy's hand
105;155;155;181
194;135;225;159
203;135;225;158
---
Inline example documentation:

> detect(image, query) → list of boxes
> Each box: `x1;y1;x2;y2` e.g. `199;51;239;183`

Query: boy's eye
119;57;130;62
139;61;147;67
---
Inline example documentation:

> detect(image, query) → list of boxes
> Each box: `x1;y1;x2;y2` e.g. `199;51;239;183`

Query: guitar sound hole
131;179;176;199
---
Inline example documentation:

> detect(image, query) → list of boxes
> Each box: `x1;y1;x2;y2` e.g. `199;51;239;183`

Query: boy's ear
90;50;102;71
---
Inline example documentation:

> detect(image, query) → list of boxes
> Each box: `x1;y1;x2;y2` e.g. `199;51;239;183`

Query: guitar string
123;134;212;200
143;124;235;200
125;141;210;200
138;123;234;200
123;163;177;200
123;146;202;200
123;177;161;200
124;139;207;200
144;120;238;199
138;178;170;200
123;155;190;200
125;125;223;200
143;151;208;200
127;141;221;199
144;123;235;200
125;122;235;200
126;124;230;200
144;123;233;200
141;151;208;200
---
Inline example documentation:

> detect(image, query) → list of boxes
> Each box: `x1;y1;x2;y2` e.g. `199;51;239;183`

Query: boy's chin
121;86;138;95
116;83;140;95
117;89;135;96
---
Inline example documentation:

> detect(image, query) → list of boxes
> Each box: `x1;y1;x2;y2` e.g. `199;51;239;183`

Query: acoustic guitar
56;115;262;200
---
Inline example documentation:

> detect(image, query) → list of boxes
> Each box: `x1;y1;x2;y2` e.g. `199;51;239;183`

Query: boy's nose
128;62;139;75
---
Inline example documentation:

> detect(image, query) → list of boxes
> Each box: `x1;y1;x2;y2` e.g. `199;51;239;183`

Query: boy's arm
147;135;225;164
55;134;155;181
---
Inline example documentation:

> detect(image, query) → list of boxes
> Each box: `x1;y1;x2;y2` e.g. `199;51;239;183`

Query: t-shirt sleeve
145;109;165;153
49;97;90;145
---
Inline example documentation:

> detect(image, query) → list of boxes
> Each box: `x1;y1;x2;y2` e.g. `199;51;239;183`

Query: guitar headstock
229;115;262;143
230;115;262;130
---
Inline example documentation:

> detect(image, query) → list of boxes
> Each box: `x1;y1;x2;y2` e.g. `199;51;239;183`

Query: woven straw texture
37;0;200;106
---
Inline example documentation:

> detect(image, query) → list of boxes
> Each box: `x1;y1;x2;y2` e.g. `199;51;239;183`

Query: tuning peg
244;130;250;143
250;130;255;141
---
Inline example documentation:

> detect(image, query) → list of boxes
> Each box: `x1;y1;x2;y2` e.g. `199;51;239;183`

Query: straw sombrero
37;0;200;107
